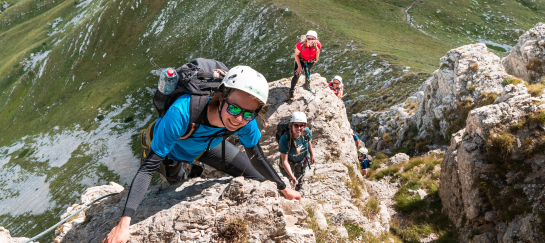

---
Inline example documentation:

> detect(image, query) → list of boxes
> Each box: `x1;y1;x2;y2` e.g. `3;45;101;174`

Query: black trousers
290;61;314;90
161;141;265;182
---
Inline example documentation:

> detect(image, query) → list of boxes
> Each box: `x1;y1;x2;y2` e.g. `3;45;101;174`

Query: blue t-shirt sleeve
353;134;359;141
237;119;261;147
306;127;312;141
150;97;190;157
278;134;289;154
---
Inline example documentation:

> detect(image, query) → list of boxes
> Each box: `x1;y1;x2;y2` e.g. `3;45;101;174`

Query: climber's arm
245;143;301;202
308;140;315;164
281;153;297;185
122;150;164;217
245;143;286;190
103;150;164;243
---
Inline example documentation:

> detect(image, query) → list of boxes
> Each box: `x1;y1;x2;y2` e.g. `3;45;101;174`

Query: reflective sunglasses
292;123;306;128
224;99;257;121
333;82;340;85
307;37;316;40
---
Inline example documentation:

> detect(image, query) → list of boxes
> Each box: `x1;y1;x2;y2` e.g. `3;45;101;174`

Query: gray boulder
387;153;409;166
503;22;545;83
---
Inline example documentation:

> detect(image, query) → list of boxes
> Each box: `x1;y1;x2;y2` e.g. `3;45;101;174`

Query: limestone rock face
352;43;506;151
387;153;409;166
0;227;32;243
503;23;545;83
438;83;545;242
54;177;315;243
52;74;386;242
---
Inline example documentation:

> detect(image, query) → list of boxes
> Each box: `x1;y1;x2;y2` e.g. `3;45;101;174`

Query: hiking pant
160;141;266;183
290;61;314;90
279;160;306;191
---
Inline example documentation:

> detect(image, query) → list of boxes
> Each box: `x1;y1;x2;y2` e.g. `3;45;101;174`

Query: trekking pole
23;193;119;243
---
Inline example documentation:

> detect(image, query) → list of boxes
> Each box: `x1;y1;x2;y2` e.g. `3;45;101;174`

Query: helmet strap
218;98;227;128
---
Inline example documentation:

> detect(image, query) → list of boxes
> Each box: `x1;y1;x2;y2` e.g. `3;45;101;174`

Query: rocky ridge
439;81;545;242
0;227;31;243
38;74;391;242
352;22;545;242
351;23;545;155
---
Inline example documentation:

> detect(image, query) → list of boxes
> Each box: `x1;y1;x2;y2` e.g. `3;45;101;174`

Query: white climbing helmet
333;76;343;84
290;112;307;123
306;30;318;39
359;147;368;154
221;66;269;104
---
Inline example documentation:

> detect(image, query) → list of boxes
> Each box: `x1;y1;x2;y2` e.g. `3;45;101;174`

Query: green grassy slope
409;0;545;55
274;0;454;73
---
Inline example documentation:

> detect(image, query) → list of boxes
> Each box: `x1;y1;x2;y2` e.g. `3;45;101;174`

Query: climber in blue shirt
103;66;301;243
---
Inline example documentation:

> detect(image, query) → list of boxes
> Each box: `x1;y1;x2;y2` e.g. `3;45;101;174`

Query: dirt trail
402;0;455;46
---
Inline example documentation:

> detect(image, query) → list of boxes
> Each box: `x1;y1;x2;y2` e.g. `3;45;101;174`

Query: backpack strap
179;95;209;139
177;94;238;171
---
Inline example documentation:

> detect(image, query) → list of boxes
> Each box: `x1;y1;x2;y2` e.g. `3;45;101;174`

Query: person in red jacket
287;30;321;101
328;75;344;99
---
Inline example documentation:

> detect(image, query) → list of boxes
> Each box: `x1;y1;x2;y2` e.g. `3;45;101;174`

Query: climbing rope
23;192;120;243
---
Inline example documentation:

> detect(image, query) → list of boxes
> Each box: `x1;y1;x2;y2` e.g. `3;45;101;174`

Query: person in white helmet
329;76;344;99
278;112;315;195
104;66;301;243
287;30;322;100
358;147;372;176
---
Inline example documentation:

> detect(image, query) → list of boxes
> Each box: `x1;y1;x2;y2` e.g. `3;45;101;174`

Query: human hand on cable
102;216;130;243
290;175;298;186
280;188;302;202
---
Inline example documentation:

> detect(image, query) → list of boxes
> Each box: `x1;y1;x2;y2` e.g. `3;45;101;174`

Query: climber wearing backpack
358;147;373;176
277;112;315;195
287;30;321;101
103;64;301;243
328;76;344;99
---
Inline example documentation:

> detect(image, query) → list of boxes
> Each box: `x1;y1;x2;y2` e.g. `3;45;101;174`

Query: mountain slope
0;0;543;241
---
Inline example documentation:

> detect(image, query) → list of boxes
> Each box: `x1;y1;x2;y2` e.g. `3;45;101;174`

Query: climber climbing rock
287;30;321;101
102;66;301;243
351;129;361;148
278;112;315;195
358;147;372;176
328;75;344;99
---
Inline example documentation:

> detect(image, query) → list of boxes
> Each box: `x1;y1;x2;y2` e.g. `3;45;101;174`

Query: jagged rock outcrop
55;178;315;243
503;23;545;84
53;74;387;242
0;227;32;243
351;24;545;153
439;82;545;242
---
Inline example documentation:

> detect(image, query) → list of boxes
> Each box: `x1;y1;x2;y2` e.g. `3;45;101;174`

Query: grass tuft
215;219;248;243
362;197;380;218
527;83;545;97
